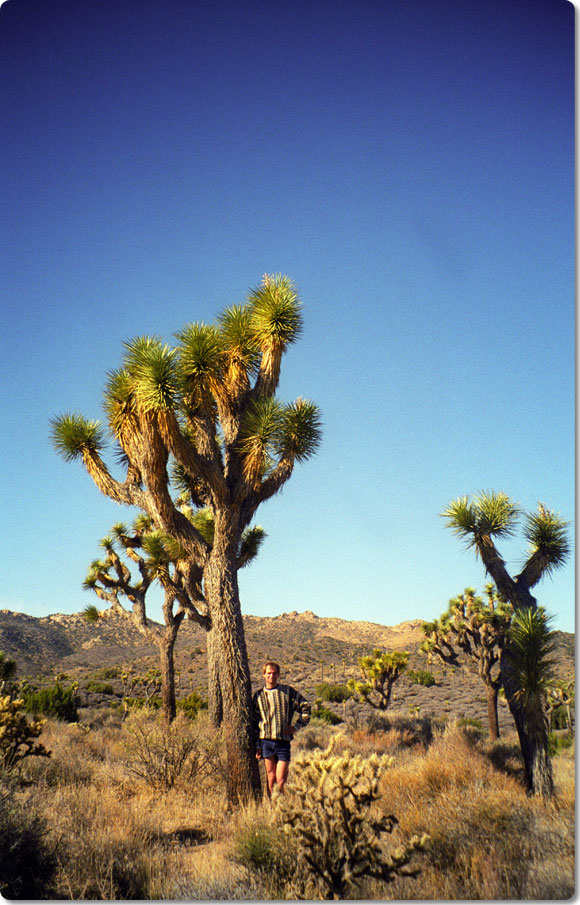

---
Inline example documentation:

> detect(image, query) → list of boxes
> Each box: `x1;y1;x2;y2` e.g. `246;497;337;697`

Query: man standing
253;661;311;795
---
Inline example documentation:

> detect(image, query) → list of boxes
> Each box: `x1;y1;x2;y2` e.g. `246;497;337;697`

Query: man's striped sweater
252;683;311;748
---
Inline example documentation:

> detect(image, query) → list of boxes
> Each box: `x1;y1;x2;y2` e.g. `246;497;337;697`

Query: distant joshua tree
442;492;570;796
421;584;511;740
83;516;207;722
348;649;409;711
84;513;264;723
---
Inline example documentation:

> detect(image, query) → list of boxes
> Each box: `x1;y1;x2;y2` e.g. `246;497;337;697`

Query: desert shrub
232;818;295;897
358;710;436;748
175;874;266;900
0;696;50;771
406;668;436;687
293;722;336;752
123;695;161;711
273;737;427;899
86;680;115;695
311;701;342;725
547;731;574;757
314;682;352;702
457;716;484;733
93;666;120;680
347;726;415;755
0;776;57;898
123;708;220;791
550;705;570;730
23;682;80;722
177;689;207;719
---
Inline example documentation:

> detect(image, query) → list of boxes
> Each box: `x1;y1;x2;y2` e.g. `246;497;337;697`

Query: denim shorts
260;738;291;761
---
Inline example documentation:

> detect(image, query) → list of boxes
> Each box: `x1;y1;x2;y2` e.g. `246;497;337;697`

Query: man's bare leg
263;757;278;796
276;759;289;792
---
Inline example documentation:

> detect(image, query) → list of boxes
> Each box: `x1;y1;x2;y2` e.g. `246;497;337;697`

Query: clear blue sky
1;0;575;633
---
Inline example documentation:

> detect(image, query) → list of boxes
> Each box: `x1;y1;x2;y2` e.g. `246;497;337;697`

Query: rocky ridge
0;608;573;734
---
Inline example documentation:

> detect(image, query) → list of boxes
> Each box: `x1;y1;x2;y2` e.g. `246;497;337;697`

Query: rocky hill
0;608;574;734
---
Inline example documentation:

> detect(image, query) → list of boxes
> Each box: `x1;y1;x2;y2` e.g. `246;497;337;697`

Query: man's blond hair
262;661;280;675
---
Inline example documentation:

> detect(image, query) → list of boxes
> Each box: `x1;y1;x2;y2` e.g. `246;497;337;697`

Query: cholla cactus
274;737;427;899
0;696;50;770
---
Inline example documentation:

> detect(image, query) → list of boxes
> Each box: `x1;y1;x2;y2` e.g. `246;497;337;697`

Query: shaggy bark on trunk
204;524;261;802
486;684;500;741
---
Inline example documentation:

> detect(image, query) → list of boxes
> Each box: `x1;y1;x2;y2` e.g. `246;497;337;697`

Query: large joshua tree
51;274;322;803
442;492;570;796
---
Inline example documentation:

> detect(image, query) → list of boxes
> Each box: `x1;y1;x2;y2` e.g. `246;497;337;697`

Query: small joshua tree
348;649;409;711
83;517;210;723
274;737;427;899
421;584;512;739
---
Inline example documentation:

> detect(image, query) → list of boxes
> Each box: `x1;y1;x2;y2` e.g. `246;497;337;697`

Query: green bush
124;695;161;711
406;668;436;687
457;717;483;732
547;732;574;757
177;690;207;719
93;666;121;680
551;705;571;731
232;821;294;898
314;682;352;702
23;683;80;723
86;681;115;695
312;702;342;725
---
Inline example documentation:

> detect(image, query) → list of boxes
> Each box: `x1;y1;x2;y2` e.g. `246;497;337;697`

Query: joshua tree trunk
204;517;261;803
486;685;500;741
159;633;177;723
500;649;554;797
206;626;224;728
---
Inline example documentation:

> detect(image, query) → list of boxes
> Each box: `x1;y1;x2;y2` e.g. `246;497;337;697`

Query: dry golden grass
378;726;575;900
9;709;575;900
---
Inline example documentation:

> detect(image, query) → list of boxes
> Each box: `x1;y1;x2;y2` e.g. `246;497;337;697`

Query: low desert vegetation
0;697;574;900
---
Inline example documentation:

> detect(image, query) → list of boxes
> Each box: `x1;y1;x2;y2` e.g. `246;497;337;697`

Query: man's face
263;666;279;689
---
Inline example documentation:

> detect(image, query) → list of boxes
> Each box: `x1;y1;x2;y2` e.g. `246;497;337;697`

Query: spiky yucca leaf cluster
442;491;520;552
50;414;106;462
274;737;427;899
523;504;571;577
508;607;557;732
